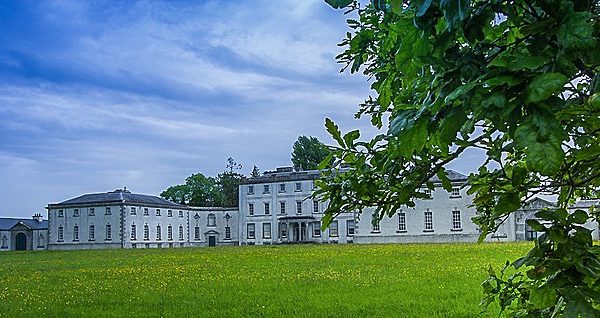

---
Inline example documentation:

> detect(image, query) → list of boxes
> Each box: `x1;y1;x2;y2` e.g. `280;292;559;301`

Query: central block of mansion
1;167;596;251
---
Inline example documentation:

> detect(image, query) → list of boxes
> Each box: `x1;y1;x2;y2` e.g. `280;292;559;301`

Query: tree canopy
320;0;599;316
291;135;331;171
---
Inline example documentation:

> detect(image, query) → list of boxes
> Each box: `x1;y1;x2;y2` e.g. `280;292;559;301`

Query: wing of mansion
1;167;598;251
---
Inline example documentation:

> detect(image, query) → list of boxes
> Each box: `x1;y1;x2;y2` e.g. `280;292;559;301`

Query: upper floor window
207;213;216;227
58;210;64;217
313;200;319;213
280;202;286;215
346;220;355;236
248;185;254;195
249;203;254;216
330;220;338;237
89;225;95;241
130;207;136;215
144;208;149;216
313;221;321;237
424;210;434;231
295;182;302;192
168;210;173;217
89;208;95;216
452;210;462;230
263;185;270;194
106;224;112;241
279;183;286;193
156;209;161;216
247;223;256;239
105;207;111;215
58;225;64;242
398;211;407;232
179;210;184;218
73;225;79;241
296;201;302;214
451;187;461;198
73;209;79;217
264;202;270;215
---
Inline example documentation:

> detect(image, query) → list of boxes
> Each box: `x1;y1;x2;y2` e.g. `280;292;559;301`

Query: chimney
32;213;43;222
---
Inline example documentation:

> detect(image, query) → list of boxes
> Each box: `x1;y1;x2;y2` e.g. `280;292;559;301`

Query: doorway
15;233;27;251
208;235;216;247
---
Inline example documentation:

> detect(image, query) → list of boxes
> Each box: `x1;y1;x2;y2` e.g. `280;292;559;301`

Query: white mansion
1;167;598;251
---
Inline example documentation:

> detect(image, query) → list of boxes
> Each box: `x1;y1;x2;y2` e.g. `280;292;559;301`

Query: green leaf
526;219;545;232
325;118;345;148
324;0;353;9
514;114;565;176
343;130;360;148
440;0;471;30
568;209;589;225
416;0;434;17
485;75;523;87
529;285;557;309
526;73;568;103
511;166;527;187
558;12;595;49
564;298;600;318
437;169;453;192
496;193;521;214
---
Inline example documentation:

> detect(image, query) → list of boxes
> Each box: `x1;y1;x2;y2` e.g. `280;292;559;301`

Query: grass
0;242;532;317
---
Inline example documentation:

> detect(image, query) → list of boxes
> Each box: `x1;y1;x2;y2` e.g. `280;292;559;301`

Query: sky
0;0;482;218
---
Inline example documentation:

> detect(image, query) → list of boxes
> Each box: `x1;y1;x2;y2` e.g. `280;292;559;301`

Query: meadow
0;243;532;317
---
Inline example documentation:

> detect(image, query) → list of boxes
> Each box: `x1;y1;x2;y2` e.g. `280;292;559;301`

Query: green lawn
0;243;532;317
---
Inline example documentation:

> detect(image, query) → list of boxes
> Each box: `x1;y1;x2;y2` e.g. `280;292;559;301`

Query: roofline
47;201;187;210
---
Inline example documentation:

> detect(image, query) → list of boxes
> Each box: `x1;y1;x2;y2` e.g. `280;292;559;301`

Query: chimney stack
32;213;43;222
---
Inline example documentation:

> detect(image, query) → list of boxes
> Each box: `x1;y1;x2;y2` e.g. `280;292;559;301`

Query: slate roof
0;218;48;230
47;189;185;209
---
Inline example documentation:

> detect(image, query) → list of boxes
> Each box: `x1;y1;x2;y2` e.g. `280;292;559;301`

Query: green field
0;243;532;317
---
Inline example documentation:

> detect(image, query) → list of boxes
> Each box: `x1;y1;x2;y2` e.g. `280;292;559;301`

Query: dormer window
248;185;254;195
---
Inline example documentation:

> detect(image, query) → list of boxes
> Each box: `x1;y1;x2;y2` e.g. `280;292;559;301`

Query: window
179;210;184;218
295;182;302;192
372;221;380;233
313;200;319;213
58;225;64;241
398;211;407;232
262;223;271;239
156;209;161;216
451;187;461;197
144;224;149;240
58;209;64;217
280;202;286;214
168;225;173;240
1;235;8;248
89;225;95;241
424;210;434;231
130;207;136;215
105;207;111;215
346;220;355;236
424;188;432;199
89;208;95;216
263;185;270;194
279;183;286;193
280;223;287;238
330;220;338;237
144;208;149;216
249;203;254;216
194;226;200;240
452;210;462;230
247;223;256;239
156;225;162;240
248;185;254;195
73;225;79;241
168;210;173;217
296;201;302;214
313;221;321;237
37;234;44;248
179;225;184;241
106;224;112;240
131;224;137;240
73;209;79;217
207;213;216;227
225;226;231;239
264;202;270;215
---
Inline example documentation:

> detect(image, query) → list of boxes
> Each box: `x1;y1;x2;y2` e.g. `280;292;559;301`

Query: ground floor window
247;223;255;239
73;225;79;241
330;220;338;237
130;224;136;240
194;226;200;240
179;226;184;241
424;211;433;231
106;224;112;241
58;226;64;242
225;226;231;239
168;225;173;240
89;225;95;241
346;220;355;236
452;210;462;230
313;221;321;237
156;225;162;241
398;212;406;232
37;234;44;248
279;223;287;238
1;235;8;248
144;224;149;241
262;223;271;239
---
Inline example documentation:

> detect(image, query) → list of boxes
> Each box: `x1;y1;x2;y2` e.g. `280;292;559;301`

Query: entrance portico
278;216;315;243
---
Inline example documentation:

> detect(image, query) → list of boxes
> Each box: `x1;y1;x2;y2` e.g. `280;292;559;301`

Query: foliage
0;243;531;317
250;165;261;178
161;173;221;207
321;0;600;316
291;135;331;171
217;157;243;208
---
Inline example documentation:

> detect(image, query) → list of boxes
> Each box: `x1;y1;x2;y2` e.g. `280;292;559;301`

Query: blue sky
0;0;482;218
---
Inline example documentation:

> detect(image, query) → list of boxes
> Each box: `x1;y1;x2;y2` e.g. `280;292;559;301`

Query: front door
208;235;216;247
15;233;27;251
292;224;299;242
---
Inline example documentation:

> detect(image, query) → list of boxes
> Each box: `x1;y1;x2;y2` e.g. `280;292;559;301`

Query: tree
217;157;243;207
250;165;261;178
291;136;331;171
320;0;600;316
161;173;221;207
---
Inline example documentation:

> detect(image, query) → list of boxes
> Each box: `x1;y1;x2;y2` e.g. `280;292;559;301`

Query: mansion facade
1;167;598;251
